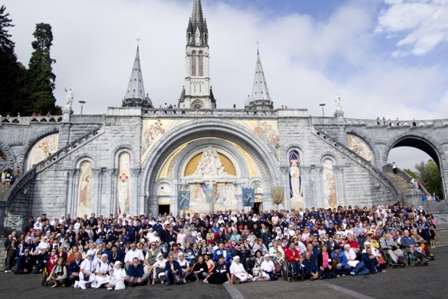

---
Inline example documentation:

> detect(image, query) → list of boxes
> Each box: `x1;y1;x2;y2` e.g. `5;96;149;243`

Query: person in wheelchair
379;233;404;264
400;230;429;263
284;242;302;276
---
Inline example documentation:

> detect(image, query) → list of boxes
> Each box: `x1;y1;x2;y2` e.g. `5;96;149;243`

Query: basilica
3;0;445;224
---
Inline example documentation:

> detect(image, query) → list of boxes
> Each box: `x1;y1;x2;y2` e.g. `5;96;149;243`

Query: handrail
3;124;104;208
315;129;402;200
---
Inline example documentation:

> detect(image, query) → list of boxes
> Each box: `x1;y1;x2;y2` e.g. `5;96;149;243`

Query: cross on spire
256;40;260;55
137;37;141;45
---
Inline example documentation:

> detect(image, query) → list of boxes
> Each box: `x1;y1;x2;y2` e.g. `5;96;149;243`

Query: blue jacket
213;248;231;264
68;259;83;275
165;260;182;276
302;258;318;274
331;251;347;267
128;264;144;278
400;236;418;248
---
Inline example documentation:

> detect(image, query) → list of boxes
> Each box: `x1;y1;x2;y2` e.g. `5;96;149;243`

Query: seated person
379;233;404;264
126;257;148;286
343;244;370;276
177;252;190;283
107;261;126;291
317;244;334;279
230;256;252;284
361;247;384;274
331;245;350;276
68;252;83;286
47;257;68;288
400;230;428;263
190;255;209;281
301;251;319;280
77;253;96;289
148;253;166;284
256;255;277;281
213;242;231;265
165;254;183;285
92;254;112;289
15;248;33;274
284;242;302;276
204;255;231;284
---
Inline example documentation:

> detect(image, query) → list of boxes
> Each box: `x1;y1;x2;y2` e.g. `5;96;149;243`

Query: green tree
25;22;60;115
415;159;442;197
404;169;418;179
0;5;25;115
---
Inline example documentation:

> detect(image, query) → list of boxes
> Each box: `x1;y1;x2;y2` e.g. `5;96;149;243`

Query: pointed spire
187;0;208;46
192;0;204;25
248;46;273;110
122;45;152;108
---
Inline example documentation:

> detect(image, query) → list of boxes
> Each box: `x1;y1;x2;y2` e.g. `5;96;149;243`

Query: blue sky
3;0;448;169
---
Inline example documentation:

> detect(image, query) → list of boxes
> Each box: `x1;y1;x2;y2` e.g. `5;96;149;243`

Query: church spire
179;0;215;109
247;47;273;110
187;0;208;47
122;45;152;108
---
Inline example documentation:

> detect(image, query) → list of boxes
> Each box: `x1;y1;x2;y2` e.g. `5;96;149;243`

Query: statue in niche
117;153;131;216
190;147;231;179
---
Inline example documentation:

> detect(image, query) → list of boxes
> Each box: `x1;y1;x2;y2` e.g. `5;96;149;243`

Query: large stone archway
140;119;281;215
383;132;447;198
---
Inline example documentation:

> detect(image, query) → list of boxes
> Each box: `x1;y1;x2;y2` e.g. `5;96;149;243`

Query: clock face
192;100;204;109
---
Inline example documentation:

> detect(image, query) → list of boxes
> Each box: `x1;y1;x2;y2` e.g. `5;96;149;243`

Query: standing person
392;162;397;175
4;239;17;273
203;255;231;284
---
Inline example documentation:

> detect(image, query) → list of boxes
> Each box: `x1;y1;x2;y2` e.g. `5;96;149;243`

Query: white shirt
260;260;275;272
96;261;112;275
80;259;94;274
124;249;144;263
230;262;246;275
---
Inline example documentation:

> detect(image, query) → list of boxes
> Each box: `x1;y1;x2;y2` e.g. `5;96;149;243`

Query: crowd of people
3;201;438;291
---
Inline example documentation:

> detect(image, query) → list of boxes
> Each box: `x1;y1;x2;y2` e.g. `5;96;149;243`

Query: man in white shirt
124;243;144;270
256;255;276;281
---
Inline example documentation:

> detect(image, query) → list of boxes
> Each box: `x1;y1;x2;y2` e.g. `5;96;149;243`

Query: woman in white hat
230;256;252;284
107;261;126;291
76;252;96;289
92;254;112;288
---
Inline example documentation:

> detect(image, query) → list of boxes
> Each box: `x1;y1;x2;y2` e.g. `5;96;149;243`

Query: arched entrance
140;120;281;216
384;134;446;199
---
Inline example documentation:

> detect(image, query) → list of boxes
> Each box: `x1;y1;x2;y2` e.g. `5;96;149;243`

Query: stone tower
122;46;152;108
179;0;216;109
245;48;273;110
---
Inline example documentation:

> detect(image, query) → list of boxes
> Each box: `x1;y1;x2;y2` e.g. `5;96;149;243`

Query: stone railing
382;164;431;196
315;129;402;200
142;108;279;118
3;124;104;208
0;115;63;125
343;118;448;128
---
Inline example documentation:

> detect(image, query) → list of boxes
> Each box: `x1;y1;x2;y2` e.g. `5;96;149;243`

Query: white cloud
376;0;448;56
1;0;447;124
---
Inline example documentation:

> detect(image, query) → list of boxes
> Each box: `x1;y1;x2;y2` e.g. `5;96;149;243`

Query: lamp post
79;100;86;115
319;103;326;117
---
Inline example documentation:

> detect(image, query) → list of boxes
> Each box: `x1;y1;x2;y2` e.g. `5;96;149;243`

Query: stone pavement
1;247;447;299
234;246;448;299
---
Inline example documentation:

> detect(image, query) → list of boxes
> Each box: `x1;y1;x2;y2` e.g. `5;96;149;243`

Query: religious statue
334;94;342;111
65;87;74;107
190;147;232;179
289;159;302;201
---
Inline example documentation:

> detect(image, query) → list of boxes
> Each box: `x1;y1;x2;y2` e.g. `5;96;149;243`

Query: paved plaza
1;246;446;299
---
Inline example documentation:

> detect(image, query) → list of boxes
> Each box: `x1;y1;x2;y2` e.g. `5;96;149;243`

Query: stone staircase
386;173;411;202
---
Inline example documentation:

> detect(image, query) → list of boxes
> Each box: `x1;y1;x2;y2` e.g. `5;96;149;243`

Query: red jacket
285;248;301;262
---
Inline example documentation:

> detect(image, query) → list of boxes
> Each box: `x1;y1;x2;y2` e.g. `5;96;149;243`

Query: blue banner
206;188;215;203
242;187;255;207
178;191;190;209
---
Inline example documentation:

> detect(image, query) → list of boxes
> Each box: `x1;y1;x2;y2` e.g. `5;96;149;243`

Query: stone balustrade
0;116;63;125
